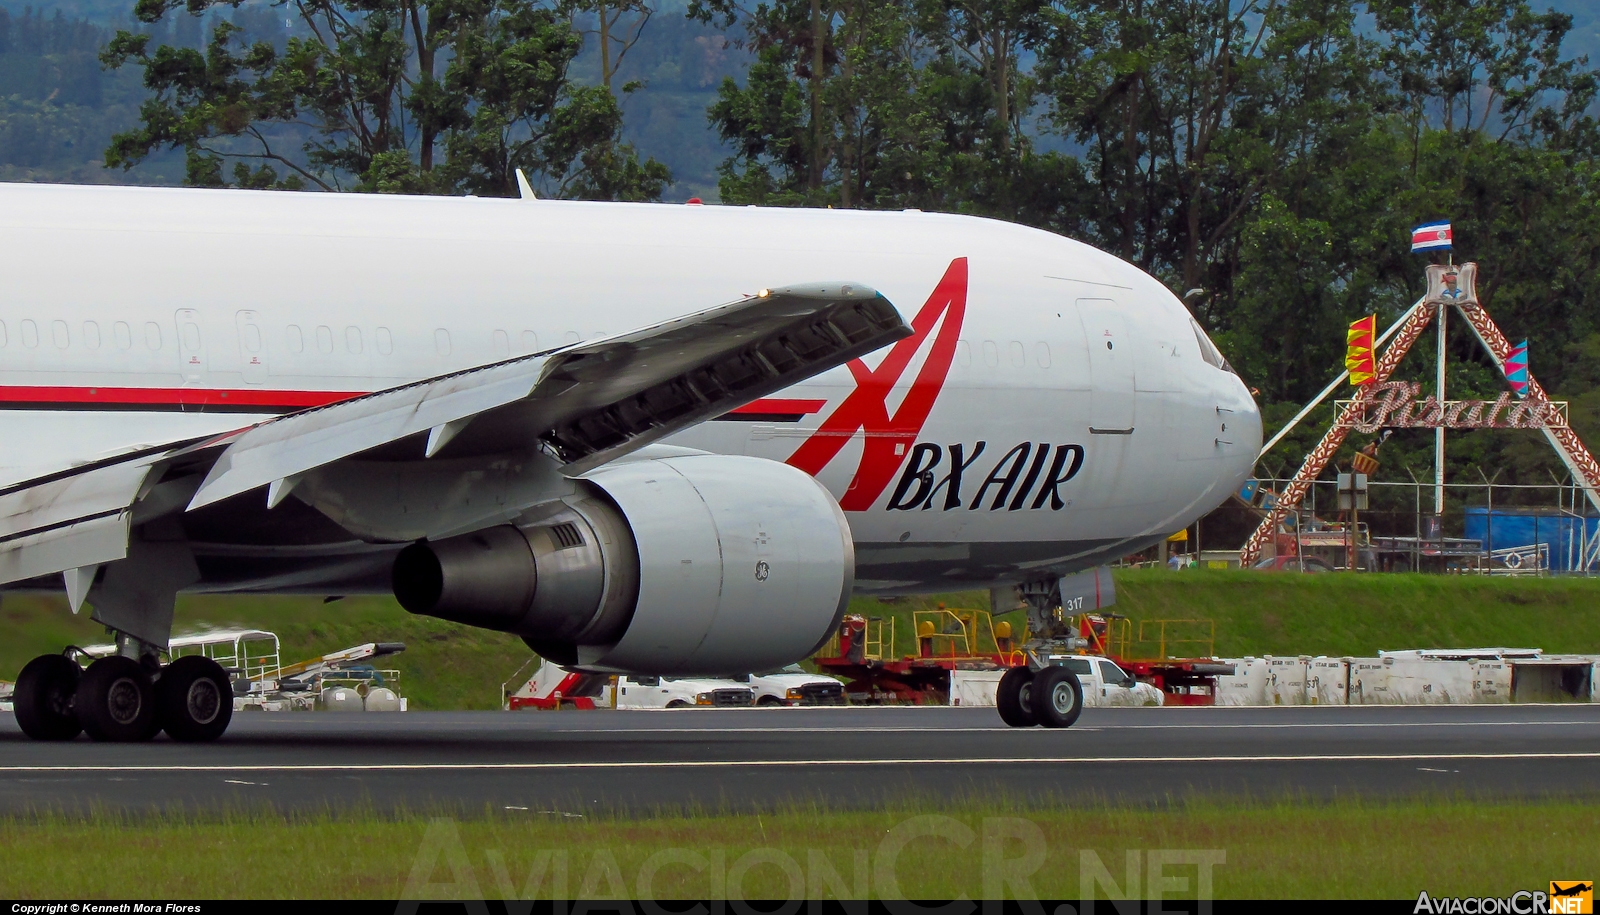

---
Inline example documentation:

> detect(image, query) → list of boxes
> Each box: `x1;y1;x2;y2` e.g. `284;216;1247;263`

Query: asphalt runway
2;704;1599;814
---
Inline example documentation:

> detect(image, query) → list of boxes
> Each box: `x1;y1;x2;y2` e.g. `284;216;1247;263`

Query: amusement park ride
1239;261;1600;568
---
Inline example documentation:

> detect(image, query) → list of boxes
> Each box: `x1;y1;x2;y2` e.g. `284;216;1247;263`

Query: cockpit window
1190;319;1234;373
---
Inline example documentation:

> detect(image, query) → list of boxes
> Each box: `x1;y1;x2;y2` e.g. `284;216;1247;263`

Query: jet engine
392;454;854;675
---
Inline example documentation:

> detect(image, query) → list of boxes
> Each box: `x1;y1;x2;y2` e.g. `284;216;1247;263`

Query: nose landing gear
994;575;1089;729
995;664;1083;729
11;646;232;743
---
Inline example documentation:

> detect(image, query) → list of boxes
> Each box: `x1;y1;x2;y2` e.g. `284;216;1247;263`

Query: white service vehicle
1055;656;1164;707
615;675;755;709
0;183;1258;742
745;665;845;706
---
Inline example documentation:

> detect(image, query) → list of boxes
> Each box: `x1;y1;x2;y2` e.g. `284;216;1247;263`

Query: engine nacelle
392;454;854;675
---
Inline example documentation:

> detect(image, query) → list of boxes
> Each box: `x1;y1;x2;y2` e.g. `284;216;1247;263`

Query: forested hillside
2;0;1600;499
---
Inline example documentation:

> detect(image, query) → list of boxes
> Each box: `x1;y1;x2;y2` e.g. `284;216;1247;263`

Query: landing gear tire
996;667;1037;727
1030;666;1083;729
76;656;159;742
158;655;233;742
14;654;83;741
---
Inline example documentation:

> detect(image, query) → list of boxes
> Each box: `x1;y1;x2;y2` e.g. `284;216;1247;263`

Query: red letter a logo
785;257;968;511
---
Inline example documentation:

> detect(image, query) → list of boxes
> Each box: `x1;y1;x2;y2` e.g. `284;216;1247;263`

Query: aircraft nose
1220;371;1263;486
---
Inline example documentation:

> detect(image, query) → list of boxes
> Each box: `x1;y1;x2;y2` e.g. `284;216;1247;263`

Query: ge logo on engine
754;561;770;582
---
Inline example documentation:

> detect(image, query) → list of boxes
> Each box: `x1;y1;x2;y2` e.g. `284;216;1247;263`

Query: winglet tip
516;169;536;200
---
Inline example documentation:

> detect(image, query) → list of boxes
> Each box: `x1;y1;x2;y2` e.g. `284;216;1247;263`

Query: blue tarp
1462;508;1600;572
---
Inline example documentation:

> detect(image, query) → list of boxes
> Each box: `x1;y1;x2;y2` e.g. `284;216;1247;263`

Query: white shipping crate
1395;658;1475;704
1215;658;1268;706
1472;660;1513;704
949;669;1003;706
1266;656;1310;705
1351;658;1475;704
1347;659;1387;704
1307;658;1349;705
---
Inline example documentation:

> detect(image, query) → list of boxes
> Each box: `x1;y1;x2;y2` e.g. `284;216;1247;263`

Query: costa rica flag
1412;221;1453;251
1346;315;1377;385
1505;340;1529;397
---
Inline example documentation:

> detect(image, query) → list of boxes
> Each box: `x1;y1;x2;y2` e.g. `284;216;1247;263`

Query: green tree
101;0;670;197
692;0;1049;211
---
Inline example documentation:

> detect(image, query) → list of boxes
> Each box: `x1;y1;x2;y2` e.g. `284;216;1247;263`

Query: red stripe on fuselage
0;385;367;411
726;399;828;416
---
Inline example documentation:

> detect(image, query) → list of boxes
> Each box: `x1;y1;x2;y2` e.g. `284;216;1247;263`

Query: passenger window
1062;658;1092;676
316;325;333;354
376;327;393;356
982;340;999;368
492;329;510;358
21;320;37;349
1008;340;1025;367
0;320;7;347
521;330;539;352
564;331;580;345
180;322;200;351
1035;342;1051;368
956;339;971;367
345;326;363;354
51;320;69;349
434;328;452;356
84;321;101;350
287;325;304;354
144;322;161;349
114;321;132;350
1098;659;1127;683
242;324;263;353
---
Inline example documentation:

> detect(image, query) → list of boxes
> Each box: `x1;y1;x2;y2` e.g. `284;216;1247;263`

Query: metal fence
1247;477;1600;575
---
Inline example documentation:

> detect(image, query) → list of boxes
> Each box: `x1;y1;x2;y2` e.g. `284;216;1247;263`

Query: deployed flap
187;352;555;510
189;283;907;507
0;453;158;585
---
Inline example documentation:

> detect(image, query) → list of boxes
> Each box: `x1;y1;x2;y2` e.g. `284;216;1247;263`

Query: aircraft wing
0;283;907;590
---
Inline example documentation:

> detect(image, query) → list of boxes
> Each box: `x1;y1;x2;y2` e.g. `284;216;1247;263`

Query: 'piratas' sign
1347;381;1554;433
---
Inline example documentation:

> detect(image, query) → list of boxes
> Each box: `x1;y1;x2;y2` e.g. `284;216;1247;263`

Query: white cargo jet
0;183;1259;741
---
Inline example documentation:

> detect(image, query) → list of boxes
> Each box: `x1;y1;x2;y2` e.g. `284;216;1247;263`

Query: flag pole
1435;241;1455;518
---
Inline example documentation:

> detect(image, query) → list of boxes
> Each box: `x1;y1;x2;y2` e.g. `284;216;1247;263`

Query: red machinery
814;607;1230;705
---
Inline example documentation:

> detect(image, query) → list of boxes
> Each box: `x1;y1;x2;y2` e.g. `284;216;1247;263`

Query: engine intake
392;454;854;675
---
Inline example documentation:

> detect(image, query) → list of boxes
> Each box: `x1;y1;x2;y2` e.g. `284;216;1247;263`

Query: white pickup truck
744;665;846;706
615;675;755;709
1049;656;1164;707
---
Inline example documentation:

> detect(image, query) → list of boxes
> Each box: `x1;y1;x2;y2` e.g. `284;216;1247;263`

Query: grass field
853;569;1600;662
5;570;1600;708
0;796;1588;899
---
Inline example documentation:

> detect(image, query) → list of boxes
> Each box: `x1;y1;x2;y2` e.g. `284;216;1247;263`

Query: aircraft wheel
159;656;233;742
1030;666;1083;729
76;656;159;742
13;654;83;741
996;667;1037;727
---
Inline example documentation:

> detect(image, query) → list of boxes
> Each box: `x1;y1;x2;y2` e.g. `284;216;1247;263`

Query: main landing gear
12;645;232;743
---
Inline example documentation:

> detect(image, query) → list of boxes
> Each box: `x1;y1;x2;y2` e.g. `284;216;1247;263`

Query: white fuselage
0;183;1260;593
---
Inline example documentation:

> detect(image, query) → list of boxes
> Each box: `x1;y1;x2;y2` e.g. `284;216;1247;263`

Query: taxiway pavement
2;704;1598;813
